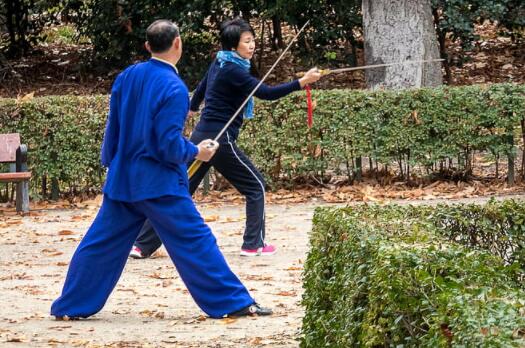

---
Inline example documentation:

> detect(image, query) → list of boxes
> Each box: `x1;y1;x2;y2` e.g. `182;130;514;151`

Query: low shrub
302;201;525;347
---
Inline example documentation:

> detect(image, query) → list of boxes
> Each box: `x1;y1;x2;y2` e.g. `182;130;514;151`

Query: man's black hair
146;20;180;53
219;18;255;51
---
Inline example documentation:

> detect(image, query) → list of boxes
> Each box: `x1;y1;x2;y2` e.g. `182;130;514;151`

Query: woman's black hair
219;18;255;51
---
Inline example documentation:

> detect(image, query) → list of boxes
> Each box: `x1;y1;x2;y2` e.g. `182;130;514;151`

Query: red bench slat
0;172;32;182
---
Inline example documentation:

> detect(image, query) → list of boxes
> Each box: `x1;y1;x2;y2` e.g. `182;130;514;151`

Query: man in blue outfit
51;19;271;320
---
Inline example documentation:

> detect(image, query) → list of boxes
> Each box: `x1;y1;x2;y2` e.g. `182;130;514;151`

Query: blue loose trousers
51;194;254;319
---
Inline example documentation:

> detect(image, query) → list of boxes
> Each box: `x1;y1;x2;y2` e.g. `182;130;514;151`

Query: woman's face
235;31;255;60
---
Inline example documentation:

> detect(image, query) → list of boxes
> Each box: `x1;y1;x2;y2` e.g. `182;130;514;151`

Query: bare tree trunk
362;0;443;89
271;16;284;50
432;8;453;84
257;20;266;72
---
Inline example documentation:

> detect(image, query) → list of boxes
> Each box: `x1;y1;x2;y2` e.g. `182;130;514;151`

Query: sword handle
187;160;203;179
296;69;331;78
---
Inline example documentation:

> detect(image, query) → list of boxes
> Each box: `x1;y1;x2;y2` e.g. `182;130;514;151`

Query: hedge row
0;96;107;198
244;83;525;185
0;83;524;197
416;200;525;276
302;200;525;347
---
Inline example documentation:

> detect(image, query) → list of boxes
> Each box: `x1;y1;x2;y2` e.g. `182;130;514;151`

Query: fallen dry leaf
6;334;27;342
48;338;65;344
204;215;219;222
184;315;207;324
221;217;242;223
245;275;274;281
6;220;22;226
139;310;165;319
285;266;303;271
248;337;263;345
150;250;168;258
220;317;237;324
276;290;297;297
147;271;174;280
70;339;90;346
42;248;64;257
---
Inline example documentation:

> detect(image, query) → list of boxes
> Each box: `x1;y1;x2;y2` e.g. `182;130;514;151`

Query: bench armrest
16;144;28;172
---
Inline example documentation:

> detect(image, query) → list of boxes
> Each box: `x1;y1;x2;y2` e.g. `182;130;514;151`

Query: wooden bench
0;133;31;212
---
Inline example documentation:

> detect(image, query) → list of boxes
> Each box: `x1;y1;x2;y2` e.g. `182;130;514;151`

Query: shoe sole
54;315;79;321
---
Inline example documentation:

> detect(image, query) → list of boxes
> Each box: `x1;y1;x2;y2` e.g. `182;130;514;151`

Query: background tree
276;0;362;66
362;0;442;89
1;0;523;90
0;0;63;57
63;0;225;84
499;0;525;42
431;0;508;83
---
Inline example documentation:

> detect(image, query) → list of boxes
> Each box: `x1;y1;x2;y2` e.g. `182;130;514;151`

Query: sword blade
325;58;444;75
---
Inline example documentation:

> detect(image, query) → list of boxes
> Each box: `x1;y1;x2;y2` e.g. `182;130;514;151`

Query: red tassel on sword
305;85;313;128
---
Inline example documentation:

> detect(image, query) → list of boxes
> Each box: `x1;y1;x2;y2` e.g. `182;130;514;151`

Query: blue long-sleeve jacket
101;59;198;202
191;59;301;140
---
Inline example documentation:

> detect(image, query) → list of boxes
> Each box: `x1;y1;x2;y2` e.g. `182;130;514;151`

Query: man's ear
173;36;181;50
145;41;152;53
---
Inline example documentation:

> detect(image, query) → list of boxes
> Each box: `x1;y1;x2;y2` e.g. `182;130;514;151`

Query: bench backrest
0;133;21;163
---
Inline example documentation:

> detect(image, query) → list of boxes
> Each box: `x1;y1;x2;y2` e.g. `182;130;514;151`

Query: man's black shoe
227;303;273;317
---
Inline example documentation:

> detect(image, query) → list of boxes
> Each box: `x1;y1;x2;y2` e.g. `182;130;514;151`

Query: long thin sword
296;58;444;77
188;20;311;178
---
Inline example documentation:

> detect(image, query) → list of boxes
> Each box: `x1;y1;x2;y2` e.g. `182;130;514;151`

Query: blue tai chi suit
50;58;254;319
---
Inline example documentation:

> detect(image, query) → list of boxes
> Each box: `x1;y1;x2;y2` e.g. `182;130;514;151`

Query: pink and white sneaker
240;244;277;257
129;246;145;259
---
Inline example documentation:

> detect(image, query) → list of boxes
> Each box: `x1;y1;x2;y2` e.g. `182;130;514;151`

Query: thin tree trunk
42;175;47;199
432;8;452;84
271;16;284;49
406;150;411;182
355;157;362;181
496;153;500;179
507;133;515;186
521;119;525;179
51;178;60;201
258;20;266;72
347;36;359;67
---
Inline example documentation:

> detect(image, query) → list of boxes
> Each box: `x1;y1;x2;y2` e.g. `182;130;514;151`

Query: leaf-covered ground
0;198;310;347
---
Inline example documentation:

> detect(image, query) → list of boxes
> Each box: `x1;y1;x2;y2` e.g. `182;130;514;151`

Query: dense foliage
0;0;66;57
2;0;523;80
243;83;525;185
0;83;523;199
302;200;525;347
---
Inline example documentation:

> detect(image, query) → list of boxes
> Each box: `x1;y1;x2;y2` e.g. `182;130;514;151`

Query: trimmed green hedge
245;83;525;184
0;96;107;198
302;200;525;347
418;200;525;278
0;83;524;197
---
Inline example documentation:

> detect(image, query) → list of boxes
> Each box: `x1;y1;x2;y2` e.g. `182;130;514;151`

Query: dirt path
1;194;524;347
